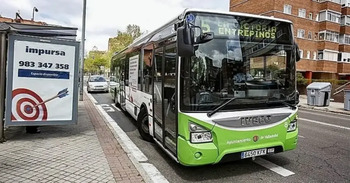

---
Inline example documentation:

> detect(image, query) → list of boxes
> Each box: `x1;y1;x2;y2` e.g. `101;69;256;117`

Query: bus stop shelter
0;22;78;142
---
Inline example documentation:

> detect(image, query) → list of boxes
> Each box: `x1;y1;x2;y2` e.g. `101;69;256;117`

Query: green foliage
297;72;308;85
84;51;109;74
84;24;142;75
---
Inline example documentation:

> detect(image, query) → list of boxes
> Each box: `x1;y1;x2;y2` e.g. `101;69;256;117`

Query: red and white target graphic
11;88;48;121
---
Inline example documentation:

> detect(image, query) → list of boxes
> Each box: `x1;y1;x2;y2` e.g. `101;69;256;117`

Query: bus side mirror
177;25;195;57
295;42;301;62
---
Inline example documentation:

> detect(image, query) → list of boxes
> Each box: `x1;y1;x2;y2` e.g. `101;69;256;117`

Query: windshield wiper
207;97;236;117
266;99;297;110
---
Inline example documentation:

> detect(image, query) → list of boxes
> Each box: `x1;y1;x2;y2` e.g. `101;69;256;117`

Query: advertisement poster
5;35;79;126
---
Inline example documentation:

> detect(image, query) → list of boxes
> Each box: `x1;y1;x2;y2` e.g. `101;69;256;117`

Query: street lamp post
79;0;87;101
31;7;38;21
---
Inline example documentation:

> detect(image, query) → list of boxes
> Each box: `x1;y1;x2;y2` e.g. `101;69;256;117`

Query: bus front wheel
137;108;153;142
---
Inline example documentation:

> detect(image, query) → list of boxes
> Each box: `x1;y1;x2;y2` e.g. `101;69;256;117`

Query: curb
84;91;168;183
84;91;153;183
298;105;350;116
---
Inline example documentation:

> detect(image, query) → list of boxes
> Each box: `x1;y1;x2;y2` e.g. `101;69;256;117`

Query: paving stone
1;98;144;183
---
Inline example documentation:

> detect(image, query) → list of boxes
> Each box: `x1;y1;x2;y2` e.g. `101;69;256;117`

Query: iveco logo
241;115;272;126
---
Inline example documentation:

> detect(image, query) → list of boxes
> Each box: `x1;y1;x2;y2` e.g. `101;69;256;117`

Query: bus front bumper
177;129;298;166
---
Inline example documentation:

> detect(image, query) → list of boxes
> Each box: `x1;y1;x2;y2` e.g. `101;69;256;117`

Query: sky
0;0;229;52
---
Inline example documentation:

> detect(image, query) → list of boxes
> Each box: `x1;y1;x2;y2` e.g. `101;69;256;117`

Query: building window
319;10;341;23
316;14;319;21
318;51;323;60
345;35;350;44
299;50;304;59
341;15;350;26
297;29;305;38
318;50;338;61
342;0;350;7
306;51;311;59
313;52;317;60
309;13;313;20
319;0;341;3
298;9;306;18
340;34;350;44
284;4;292;14
308;31;312;39
319;31;339;42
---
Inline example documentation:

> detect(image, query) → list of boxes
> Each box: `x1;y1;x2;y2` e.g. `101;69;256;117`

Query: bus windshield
180;13;296;111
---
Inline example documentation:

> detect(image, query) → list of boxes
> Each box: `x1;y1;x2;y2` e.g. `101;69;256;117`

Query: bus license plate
241;149;267;159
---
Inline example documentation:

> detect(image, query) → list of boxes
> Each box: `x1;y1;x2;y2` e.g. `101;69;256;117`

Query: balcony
339;44;350;52
341;7;350;15
337;62;350;73
317;41;339;50
296;59;317;72
316;60;338;73
320;1;342;12
319;21;341;32
340;26;350;34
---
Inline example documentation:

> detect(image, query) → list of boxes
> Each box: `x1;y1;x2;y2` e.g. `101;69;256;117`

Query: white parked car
87;75;108;93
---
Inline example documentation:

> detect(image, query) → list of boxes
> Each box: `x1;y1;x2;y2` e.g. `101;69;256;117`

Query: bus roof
115;9;293;57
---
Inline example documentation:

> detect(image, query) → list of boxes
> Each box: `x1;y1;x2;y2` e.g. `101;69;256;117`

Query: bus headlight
189;122;212;143
287;119;297;132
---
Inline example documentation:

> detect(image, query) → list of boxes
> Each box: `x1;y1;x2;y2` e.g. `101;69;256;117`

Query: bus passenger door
153;48;163;143
152;45;177;155
163;44;177;155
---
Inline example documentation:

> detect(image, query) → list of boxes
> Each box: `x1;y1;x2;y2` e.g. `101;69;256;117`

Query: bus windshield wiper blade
207;97;236;117
266;99;297;110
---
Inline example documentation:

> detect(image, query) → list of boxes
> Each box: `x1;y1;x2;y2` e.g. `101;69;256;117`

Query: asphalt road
91;92;350;183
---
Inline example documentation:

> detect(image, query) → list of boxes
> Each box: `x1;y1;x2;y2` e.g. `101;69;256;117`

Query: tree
84;24;142;75
126;24;141;40
84;48;109;74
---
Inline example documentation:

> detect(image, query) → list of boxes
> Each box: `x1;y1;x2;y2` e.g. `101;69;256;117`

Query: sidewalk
298;95;350;115
0;95;144;183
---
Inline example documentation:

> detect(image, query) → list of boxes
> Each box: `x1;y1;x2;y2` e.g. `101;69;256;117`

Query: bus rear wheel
138;108;153;142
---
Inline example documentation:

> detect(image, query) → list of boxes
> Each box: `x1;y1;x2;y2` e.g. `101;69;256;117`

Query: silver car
87;75;108;93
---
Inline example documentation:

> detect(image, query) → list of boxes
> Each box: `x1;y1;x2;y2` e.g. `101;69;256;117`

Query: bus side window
143;50;153;93
124;57;129;86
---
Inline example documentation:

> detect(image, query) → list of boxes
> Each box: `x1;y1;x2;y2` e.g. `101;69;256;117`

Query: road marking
299;109;349;121
298;135;305;138
141;163;169;183
111;103;121;111
299;118;350;131
254;158;295;177
100;104;115;112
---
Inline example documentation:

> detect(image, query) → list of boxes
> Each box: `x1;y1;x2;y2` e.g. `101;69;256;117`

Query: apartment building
230;0;350;80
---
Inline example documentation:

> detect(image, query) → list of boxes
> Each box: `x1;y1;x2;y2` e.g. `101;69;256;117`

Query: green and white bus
110;9;300;166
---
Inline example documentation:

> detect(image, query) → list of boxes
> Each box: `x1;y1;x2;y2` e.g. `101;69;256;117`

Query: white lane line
298;135;305;138
254;158;295;177
299;110;349;121
141;163;169;183
111;103;121;111
299;118;350;131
